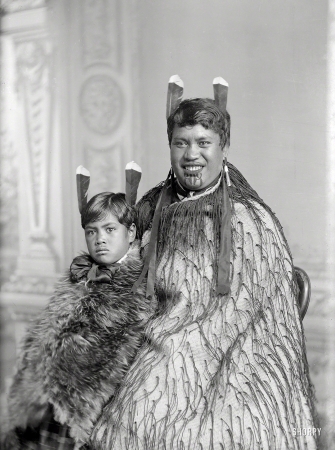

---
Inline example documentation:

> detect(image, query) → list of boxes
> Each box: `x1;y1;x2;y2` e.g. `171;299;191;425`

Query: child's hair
81;192;136;229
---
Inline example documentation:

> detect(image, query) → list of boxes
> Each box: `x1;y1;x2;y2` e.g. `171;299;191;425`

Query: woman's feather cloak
89;165;318;450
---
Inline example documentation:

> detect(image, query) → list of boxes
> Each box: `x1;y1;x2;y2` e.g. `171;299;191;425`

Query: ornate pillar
0;1;61;401
50;0;142;261
1;2;60;339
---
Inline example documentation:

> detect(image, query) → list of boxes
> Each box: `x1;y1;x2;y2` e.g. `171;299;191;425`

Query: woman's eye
173;141;187;147
199;141;210;146
106;228;115;233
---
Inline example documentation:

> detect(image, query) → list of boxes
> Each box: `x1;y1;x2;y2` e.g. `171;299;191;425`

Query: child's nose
96;232;106;244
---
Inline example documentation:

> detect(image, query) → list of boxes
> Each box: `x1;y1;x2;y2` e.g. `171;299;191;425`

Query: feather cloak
89;164;317;450
2;242;153;449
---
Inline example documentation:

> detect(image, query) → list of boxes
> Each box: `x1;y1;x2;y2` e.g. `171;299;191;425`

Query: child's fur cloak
2;242;153;448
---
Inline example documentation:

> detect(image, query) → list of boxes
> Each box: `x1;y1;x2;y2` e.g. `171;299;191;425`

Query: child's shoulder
114;240;143;286
122;240;142;266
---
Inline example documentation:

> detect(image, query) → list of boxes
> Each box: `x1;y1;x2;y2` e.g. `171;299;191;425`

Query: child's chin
96;256;115;266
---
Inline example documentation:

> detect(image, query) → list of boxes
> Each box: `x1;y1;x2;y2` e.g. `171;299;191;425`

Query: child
2;165;154;449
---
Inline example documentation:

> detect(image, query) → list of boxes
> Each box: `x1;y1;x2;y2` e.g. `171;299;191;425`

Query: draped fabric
90;164;317;450
70;254;121;284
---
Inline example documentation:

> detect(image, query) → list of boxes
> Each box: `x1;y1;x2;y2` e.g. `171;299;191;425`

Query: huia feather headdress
213;76;229;113
166;74;229;117
76;161;142;214
166;75;184;119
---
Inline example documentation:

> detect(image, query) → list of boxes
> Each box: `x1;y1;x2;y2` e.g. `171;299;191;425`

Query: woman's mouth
183;165;203;175
182;166;203;187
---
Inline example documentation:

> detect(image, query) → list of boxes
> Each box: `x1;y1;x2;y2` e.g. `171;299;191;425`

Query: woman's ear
222;145;230;159
128;223;136;243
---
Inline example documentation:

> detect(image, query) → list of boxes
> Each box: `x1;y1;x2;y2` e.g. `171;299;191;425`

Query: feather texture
90;165;317;450
166;74;184;119
76;165;90;214
213;77;229;113
2;243;153;448
125;161;142;206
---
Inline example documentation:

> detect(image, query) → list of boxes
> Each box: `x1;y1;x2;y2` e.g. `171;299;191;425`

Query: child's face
84;212;136;266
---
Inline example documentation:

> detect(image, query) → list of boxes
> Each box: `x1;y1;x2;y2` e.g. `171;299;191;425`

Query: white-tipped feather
125;161;142;173
168;74;184;88
166;74;184;119
76;165;90;177
213;77;229;113
125;161;142;206
213;77;229;87
76;165;90;214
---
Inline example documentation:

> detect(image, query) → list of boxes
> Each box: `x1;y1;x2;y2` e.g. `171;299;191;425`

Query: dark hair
167;98;230;148
81;192;136;229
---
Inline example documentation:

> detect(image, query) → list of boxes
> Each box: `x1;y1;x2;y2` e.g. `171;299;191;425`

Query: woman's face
170;124;227;191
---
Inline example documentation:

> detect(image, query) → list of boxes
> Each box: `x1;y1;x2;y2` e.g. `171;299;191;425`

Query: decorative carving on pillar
1;35;59;295
16;39;51;228
80;75;124;135
75;0;137;205
0;83;19;285
81;0;119;68
85;145;122;195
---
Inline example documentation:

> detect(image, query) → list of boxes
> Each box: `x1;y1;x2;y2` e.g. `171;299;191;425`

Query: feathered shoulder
31;241;145;334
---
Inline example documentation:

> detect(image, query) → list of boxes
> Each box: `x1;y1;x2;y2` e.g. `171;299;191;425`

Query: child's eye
106;227;115;233
85;229;94;236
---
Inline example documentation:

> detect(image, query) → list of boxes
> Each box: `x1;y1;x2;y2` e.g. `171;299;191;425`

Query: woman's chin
182;175;203;190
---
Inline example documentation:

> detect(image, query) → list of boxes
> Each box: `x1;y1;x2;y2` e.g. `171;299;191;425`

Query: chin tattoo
183;171;202;188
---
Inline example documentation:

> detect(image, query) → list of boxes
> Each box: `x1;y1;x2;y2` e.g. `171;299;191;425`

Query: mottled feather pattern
2;243;153;448
166;75;184;119
89;166;317;450
213;77;229;113
125;162;142;207
76;166;90;214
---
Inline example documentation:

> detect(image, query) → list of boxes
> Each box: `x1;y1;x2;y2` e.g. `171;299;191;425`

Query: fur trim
2;242;154;446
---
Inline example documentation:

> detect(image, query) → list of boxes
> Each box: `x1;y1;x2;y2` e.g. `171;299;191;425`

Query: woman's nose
184;143;199;160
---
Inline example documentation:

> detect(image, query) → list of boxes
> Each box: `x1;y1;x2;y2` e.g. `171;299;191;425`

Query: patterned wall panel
80;74;124;135
81;0;120;69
